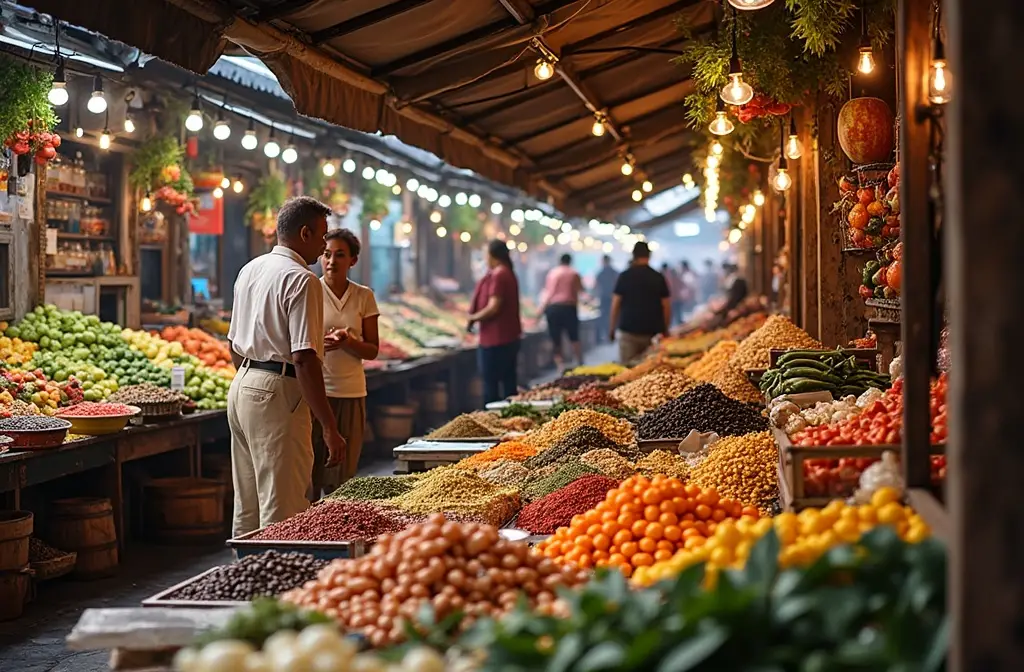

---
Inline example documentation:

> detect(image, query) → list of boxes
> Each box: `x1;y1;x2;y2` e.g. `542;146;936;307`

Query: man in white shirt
227;196;347;537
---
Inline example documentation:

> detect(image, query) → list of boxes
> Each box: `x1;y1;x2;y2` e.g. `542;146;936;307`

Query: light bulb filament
857;47;875;74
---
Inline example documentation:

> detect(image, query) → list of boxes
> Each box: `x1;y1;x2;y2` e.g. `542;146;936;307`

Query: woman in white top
311;228;380;497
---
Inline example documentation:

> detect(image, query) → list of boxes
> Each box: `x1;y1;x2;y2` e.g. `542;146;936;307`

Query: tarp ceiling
26;0;714;216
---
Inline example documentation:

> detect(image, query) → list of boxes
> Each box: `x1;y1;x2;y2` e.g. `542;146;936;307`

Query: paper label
46;227;58;254
170;367;186;391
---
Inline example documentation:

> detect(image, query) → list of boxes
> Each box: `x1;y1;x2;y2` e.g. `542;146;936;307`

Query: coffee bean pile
635;383;769;440
168;551;327;602
0;416;68;431
525;426;641;470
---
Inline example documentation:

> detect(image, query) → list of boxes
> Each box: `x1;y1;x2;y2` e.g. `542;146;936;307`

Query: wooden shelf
46;190;113;205
54;232;114;242
45;269;97;278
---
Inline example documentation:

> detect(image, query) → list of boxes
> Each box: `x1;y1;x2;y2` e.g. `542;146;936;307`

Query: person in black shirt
608;242;671;364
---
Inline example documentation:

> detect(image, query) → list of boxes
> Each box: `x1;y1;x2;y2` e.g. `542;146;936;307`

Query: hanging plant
130;134;197;214
246;170;288;223
448;205;482;236
360;181;391;220
0;58;60;164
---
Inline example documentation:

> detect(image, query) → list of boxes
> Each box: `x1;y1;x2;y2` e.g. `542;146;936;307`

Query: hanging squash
837;97;895;165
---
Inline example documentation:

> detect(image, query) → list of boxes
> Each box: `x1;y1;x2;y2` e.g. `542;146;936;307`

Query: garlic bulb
852;451;904;504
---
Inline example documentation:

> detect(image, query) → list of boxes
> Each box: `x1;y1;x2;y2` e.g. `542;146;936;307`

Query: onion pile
281;514;587;648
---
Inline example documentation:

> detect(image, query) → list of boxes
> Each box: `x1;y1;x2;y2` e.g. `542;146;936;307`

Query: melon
837;97;894;165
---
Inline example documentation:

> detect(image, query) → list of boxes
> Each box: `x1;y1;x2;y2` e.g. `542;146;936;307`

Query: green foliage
246;170;288;220
128;135;193;195
448;204;482;235
0;58;58;143
360;180;391;220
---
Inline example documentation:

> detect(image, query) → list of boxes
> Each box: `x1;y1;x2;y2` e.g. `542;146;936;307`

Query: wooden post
800;118;820;338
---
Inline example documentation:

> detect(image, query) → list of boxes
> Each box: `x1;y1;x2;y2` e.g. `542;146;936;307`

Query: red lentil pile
565;384;627;409
58;402;137;416
516;474;621;534
253;500;421;542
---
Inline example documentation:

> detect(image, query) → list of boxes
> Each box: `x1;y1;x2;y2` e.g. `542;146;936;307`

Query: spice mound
510;383;562;402
565;383;629;409
324;475;420;502
478;459;531;487
689;431;778;509
730;315;821;370
169;550;327;602
710;361;764;404
253;500;419;542
522;408;635;449
57;401;137;417
684;340;739;382
634;449;691;480
517;475;621;534
579;448;635;479
635;383;769;440
522;461;601;502
610;368;696;413
108;382;187;405
525;425;641;470
455;441;537;470
392;466;520;526
426;414;501;439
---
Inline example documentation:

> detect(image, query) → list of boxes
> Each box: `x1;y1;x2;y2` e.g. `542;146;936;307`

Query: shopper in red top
469;240;523;403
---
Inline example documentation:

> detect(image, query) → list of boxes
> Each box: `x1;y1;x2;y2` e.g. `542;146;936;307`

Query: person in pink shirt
539;254;584;371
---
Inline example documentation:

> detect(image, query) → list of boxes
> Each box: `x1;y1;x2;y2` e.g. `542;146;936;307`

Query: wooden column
799;122;820;339
944;0;1024;666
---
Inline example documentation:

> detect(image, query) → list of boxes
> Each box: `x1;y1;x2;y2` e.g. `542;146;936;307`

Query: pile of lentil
426;414;500;439
455;441;536;470
522;461;600;501
729;315;821;370
635;383;769;440
683;340;739;382
689;431;778;510
565;383;628;409
168;551;327;602
635;449;691;480
610;368;696;413
468;411;511;435
516;474;621;534
710;361;764;404
253;500;420;542
547;401;636;421
392;467;520;526
324;475;419;502
477;459;531;488
525;426;640;470
579;448;635;479
522;408;635;449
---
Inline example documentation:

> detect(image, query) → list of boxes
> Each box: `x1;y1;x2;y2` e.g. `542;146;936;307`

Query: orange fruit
593;533;611;552
684;536;706;549
612;529;633;547
663;525;682;542
654;549;674;562
576;535;594;551
641;489;663;506
638;537;656;554
617;512;638;529
682;527;702;539
656;540;675;551
600;510;617;523
712;509;727;523
659;512;679;527
631;520;649;537
685;484;701;498
644;505;661;522
577;554;593;569
601;521;621;537
645;522;665;540
593;549;609;562
741;506;760;518
586;524;602;537
695;504;712;520
620;541;638;558
608;552;627;566
631;552;654;567
698;489;720;507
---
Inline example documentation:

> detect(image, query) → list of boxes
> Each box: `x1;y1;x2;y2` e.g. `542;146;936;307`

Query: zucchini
776;349;830;365
779;358;832;372
782;368;843;384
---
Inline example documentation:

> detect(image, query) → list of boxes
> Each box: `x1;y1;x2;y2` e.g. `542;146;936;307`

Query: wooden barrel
0;511;32;571
144;478;226;544
373;404;416;440
0;567;31;620
47;498;118;579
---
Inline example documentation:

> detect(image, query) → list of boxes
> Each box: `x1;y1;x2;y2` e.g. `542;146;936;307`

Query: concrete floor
0;342;619;671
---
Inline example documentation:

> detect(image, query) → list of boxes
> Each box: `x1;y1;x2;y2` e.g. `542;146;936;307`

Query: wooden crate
226;529;368;561
141;567;247;609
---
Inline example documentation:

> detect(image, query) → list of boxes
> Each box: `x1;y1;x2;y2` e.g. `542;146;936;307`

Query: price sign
171;366;186;391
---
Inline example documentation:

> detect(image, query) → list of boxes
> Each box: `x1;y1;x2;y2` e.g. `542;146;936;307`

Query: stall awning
27;0;712;216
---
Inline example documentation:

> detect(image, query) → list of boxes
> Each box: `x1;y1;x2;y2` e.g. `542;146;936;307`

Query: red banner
189;192;223;235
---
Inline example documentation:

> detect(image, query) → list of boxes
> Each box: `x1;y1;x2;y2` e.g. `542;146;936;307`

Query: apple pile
838;164;900;249
3;121;61;165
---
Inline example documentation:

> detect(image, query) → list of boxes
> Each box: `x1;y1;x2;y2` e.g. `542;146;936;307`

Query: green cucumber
776;349;830;365
781;377;837;394
779;358;832;372
783;368;844;384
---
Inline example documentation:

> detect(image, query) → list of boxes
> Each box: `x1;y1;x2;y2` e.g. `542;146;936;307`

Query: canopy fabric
29;0;713;216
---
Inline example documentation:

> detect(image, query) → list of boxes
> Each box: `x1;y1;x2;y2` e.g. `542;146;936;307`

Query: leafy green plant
128;135;193;196
448;204;481;235
360;180;391;220
246;170;288;220
0;58;58;144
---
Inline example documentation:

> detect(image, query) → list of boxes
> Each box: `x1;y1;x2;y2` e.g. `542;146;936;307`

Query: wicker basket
133;400;183;419
31;551;77;581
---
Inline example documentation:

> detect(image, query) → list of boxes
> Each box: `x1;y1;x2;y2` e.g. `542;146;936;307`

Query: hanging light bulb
220;176;231;189
728;0;775;9
728;228;743;244
370;219;382;231
74;126;84;138
406;178;420;192
263;126;281;158
123;113;135;134
753;189;765;206
241;118;258;150
468;194;482;208
455;192;468;206
642;179;653;193
185;94;204;132
711;141;724;156
392;184;402;195
773;121;793;192
342;158;357;173
928;28;951;105
436;226;447;238
213;111;231;140
140;192;153;213
620;156;635;176
460;231;472;243
631;189;643;202
430;211;442;224
856;8;875;75
490;202;503;215
233;178;244;194
785;117;804;160
438;194;452;208
87;75;107;114
401;222;413;234
720;11;754;106
534;58;554;81
707;154;721;169
281;145;298;164
508;223;522;236
213;186;224;199
361;166;375;180
99;127;112;150
321;160;337;177
591;116;606;137
48;62;68;107
709;103;734;136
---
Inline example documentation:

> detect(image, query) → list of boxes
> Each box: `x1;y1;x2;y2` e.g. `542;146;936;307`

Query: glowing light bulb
213;118;231;140
682;173;693;185
468;194;481;208
436;226;447;238
642;179;653;193
709;111;734;136
185;97;203;132
517;242;528;252
460;231;471;242
241;129;258;151
322;161;336;177
720;73;754;106
534;59;554;81
631;189;643;202
857;46;875;75
707;154;721;169
87;76;107;114
406;178;420;191
392;185;402;195
140;193;153;213
728;0;775;9
753;189;765;206
361;166;375;180
772;167;793;192
281;145;298;164
490;202;503;215
785;134;803;160
508;224;521;236
48;65;68;106
402;222;413;234
506;240;516;250
621;160;634;176
929;60;951;105
718;240;730;251
711;141;724;156
74;127;84;138
232;179;244;193
430;211;442;223
212;186;224;199
123;115;135;134
99;129;111;150
263;138;280;158
220;177;231;189
511;209;524;222
370;219;381;231
455;192;468;206
591;118;606;137
375;168;388;184
342;159;357;173
438;194;452;208
728;228;742;244
544;234;555;245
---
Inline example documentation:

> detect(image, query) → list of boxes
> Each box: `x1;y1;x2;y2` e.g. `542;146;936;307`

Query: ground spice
324;475;420;501
526;426;641;470
522;408;636;449
426;414;500;439
392;466;520;526
579;448;636;479
516;474;621;534
522;461;601;502
455;441;537;469
468;411;509;435
253;500;421;542
478;459;531;488
635;449;691;480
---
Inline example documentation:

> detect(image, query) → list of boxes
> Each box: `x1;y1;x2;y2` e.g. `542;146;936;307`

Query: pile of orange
536;474;758;577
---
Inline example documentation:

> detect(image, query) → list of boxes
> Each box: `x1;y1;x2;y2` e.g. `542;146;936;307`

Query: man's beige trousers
227;367;314;537
618;331;654;366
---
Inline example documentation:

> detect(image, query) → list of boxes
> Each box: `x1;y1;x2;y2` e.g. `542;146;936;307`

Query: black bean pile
167;551;327;602
525;426;641;470
0;416;69;431
109;383;187;405
550;375;605;390
635;383;769;440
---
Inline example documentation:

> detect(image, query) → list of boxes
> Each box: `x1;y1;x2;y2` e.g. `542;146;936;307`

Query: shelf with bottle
44;148;111;201
46;240;118;277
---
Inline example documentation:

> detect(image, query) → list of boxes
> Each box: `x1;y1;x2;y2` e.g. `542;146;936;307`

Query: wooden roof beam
310;0;435;43
561;0;704;55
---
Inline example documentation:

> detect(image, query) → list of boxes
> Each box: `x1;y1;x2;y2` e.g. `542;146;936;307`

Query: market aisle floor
0;340;621;671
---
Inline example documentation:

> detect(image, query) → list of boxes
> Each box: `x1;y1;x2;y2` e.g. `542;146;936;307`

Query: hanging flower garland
129;135;197;215
0;58;60;165
246;170;288;240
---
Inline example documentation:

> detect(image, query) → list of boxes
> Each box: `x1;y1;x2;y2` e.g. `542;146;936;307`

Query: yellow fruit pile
0;334;37;367
633;487;930;586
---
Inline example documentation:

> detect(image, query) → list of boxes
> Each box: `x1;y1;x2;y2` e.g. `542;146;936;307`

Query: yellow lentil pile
391;466;520;526
684;340;739;382
455;441;537;470
427;414;500;439
634;449;691;480
689;431;778;510
730;315;821;370
579;448;636;479
522;408;636;449
478;459;531;488
710;361;764;404
610;368;695;413
566;362;626;377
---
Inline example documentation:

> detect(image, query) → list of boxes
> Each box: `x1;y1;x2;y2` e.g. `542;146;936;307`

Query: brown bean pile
281;515;588;647
610;368;696;413
169;550;327;602
522;408;635;449
710;361;764;404
635;450;691;480
108;382;187;405
253;500;420;542
684;340;739;382
29;537;70;562
427;414;500;439
579;448;636;479
730;315;821;370
689;431;778;510
525;426;641;470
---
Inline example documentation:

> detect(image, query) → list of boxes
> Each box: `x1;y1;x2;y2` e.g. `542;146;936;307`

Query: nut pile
689;431;778;509
610;368;696;413
684;340;739;382
525;426;640;470
510;383;562;402
579;448;636;479
427;414;500;439
516;474;621;534
468;411;511;435
522;408;635;448
478;459;531;487
281;515;587;647
522;461;601;501
392;467;520;526
253;501;421;542
607;356;671;386
29;537;70;562
635;449;691;480
169;551;327;602
730;315;821;370
0;416;68;431
324;475;420;502
710;361;764;404
635;383;769;440
1;399;41;417
549;375;605;390
108;383;187;405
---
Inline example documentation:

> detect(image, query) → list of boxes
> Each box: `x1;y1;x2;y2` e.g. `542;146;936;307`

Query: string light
490;202;503;215
454;192;467;206
402;222;413;234
406;178;420;192
509;224;521;236
544;234;556;245
392;184;402;195
517;242;528;252
342;158;357;173
322;161;337;177
728;0;775;8
721;10;754;106
98;127;111;150
591;115;606;137
711;141;724;156
928;23;951;104
856;7;875;75
718;240;730;251
47;31;68;106
785;117;804;160
642;179;653;193
263;126;281;158
232;178;244;193
620;155;635;176
534;58;555;81
185;94;204;132
709;97;734;136
682;173;694;188
213;110;231;140
241;118;258;150
438;194;452;208
631;189;643;202
753;189;765;206
468;194;482;208
703;143;721;222
213;187;224;199
506;240;516;250
436;226;447;238
460;231;472;242
87;75;107;114
511;209;525;223
361;166;375;180
74;126;84;138
220;177;231;189
140;192;153;213
728;228;742;244
772;120;793;192
707;154;721;169
123;112;135;134
430;211;442;223
370;219;382;231
281;143;298;164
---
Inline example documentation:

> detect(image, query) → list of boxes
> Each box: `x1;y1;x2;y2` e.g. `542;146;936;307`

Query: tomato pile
791;373;948;447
